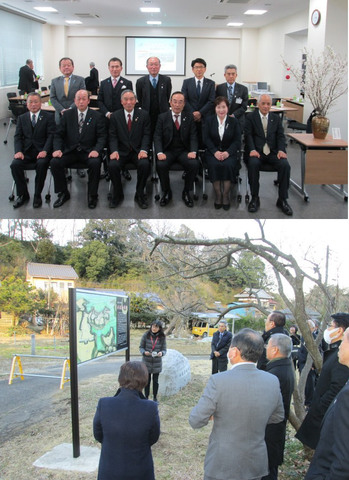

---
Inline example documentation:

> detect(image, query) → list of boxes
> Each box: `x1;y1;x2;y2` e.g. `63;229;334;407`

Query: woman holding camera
139;319;167;402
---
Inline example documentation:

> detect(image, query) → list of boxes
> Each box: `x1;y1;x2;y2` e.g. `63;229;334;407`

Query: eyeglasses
193;65;205;69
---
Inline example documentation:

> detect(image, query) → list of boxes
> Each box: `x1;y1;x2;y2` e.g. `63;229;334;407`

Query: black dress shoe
248;196;260;213
88;195;98;209
276;198;293;216
134;192;148;209
122;169;132;181
77;169;86;178
223;203;230;211
109;194;124;208
214;203;222;209
13;194;30;209
53;191;70;208
182;190;194;208
160;190;172;207
33;195;42;208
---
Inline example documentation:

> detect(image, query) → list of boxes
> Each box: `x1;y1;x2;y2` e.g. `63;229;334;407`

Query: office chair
41;86;48;91
4;93;27;144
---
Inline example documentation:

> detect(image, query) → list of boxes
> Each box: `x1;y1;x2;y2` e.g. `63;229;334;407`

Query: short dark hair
27;92;41;101
231;328;264;363
191;58;206;68
108;57;122;66
269;311;286;327
215;96;229;108
331;312;349;330
59;57;74;67
118;361;148;391
171;91;185;101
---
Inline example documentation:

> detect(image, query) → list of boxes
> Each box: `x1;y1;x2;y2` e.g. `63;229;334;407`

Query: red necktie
174;115;180;130
127;114;132;132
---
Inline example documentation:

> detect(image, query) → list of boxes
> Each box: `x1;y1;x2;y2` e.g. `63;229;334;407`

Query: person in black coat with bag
210;320;233;374
263;333;295;480
93;361;160;480
139;319;167;402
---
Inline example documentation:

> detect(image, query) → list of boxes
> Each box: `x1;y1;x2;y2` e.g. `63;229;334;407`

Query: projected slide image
135;38;177;71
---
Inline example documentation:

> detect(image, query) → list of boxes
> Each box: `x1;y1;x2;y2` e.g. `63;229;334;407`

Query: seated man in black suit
108;90;151;209
153;91;199;208
50;89;107;209
216;64;248;129
244;94;293;216
181;57;215;147
11;92;55;208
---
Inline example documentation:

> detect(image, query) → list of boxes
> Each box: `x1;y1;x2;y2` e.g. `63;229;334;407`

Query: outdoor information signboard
69;288;130;457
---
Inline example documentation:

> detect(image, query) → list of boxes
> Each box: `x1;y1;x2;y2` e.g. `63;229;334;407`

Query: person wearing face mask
295;312;349;450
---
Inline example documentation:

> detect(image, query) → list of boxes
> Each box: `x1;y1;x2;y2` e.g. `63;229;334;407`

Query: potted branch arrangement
283;46;348;139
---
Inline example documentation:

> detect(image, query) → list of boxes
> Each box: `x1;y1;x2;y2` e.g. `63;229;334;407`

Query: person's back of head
269;311;286;328
268;333;292;358
231;328;264;363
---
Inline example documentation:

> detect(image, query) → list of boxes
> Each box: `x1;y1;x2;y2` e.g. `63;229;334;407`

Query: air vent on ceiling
218;0;249;4
74;13;100;18
208;15;230;20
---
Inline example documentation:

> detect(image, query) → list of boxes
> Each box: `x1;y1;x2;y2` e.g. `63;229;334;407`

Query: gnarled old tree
138;220;335;431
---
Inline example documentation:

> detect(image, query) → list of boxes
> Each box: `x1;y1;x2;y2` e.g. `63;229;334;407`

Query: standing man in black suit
18;59;39;95
153;91;199;208
244;94;293;216
216;64;249;129
98;57;133;119
136;56;172;139
210;320;233;374
181;57;215;147
11;92;55;208
51;90;107;209
108;90;151;209
85;62;99;95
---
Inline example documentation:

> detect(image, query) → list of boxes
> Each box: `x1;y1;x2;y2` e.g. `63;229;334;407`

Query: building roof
234;288;274;300
27;262;79;280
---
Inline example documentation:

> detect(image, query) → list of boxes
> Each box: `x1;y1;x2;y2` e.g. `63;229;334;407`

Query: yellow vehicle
192;320;218;338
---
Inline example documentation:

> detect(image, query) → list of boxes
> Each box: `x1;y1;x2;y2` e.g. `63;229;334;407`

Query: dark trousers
50;150;101;197
108;152;150;198
247;153;290;200
11;151;49;197
211;356;228;375
262;466;278;480
145;373;159;398
157;149;199;193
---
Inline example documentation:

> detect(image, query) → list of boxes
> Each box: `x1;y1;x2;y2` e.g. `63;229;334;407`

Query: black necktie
196;80;201;97
32;114;36;128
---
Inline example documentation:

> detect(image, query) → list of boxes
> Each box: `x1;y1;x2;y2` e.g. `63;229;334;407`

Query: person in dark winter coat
210;320;233;374
139;319;167;402
93;361;160;480
257;311;288;371
305;326;349;479
296;312;349;450
262;333;295;480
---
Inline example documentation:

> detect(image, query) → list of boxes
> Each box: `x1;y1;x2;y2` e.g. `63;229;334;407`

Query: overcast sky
42;218;349;292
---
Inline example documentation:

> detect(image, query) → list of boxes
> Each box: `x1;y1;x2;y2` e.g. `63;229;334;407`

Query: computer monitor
257;82;268;91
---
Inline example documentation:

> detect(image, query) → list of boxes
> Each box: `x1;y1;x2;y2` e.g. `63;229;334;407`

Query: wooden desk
287;133;348;201
282;98;304;123
9;92;50;103
41;104;99;112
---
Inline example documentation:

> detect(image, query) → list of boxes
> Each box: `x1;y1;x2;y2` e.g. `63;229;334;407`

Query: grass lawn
0;331;310;479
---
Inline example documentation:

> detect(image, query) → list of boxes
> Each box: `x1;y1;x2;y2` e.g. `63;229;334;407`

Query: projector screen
125;36;186;75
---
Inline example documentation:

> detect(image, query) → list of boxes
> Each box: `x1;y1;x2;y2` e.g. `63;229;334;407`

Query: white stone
158;348;191;396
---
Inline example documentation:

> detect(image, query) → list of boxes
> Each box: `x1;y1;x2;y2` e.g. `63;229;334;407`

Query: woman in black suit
93;361;160;480
203;96;241;210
